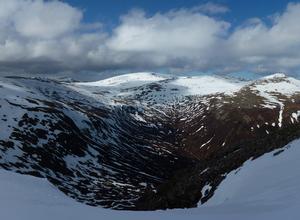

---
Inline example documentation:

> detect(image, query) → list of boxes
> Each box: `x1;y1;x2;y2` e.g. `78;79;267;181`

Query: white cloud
0;0;82;39
226;2;300;73
0;0;107;73
13;1;82;39
108;9;229;53
0;0;300;75
106;9;229;70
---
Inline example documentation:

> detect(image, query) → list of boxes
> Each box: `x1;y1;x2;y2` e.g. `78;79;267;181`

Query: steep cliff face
0;73;299;210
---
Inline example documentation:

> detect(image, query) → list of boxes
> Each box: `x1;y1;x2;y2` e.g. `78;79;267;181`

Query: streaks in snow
200;136;214;149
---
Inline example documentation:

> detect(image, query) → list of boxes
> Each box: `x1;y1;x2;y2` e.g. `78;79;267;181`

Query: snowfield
76;72;246;95
74;72;300;107
1;139;300;220
73;72;248;106
170;75;245;96
76;72;168;88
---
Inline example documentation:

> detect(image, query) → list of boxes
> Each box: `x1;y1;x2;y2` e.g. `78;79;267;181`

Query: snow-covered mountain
0;72;300;211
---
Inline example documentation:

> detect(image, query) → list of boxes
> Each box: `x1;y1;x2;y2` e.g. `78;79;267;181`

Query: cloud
226;2;300;73
0;0;107;73
0;0;300;76
106;9;230;70
193;2;230;14
108;9;229;53
0;0;82;39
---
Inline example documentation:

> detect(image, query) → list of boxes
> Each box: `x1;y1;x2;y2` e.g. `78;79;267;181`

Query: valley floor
1;139;300;220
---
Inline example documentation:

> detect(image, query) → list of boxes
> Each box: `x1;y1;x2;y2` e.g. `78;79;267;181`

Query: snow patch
201;183;212;196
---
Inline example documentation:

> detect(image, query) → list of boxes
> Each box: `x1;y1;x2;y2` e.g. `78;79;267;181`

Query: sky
64;0;290;27
1;0;300;77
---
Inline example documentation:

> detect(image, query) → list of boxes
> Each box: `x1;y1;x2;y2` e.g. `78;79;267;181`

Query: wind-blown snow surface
1;139;300;220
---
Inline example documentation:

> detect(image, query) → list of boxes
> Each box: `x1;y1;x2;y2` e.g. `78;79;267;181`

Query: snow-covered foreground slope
204;138;300;218
1;139;300;220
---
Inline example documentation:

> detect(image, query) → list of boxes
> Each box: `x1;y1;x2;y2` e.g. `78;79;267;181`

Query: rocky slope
0;72;299;210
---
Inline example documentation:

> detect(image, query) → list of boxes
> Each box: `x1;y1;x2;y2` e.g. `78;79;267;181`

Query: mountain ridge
0;72;299;210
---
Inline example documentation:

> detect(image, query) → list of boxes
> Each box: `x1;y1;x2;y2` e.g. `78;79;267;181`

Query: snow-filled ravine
1;139;300;220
